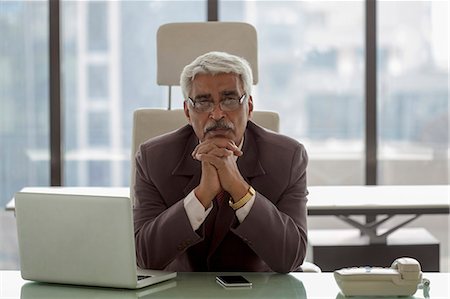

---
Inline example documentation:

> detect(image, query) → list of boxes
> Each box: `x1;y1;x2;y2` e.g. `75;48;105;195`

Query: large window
0;2;49;206
377;1;448;184
0;1;49;269
221;1;365;185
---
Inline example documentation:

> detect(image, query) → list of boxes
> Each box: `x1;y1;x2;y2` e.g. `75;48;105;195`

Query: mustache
204;119;235;134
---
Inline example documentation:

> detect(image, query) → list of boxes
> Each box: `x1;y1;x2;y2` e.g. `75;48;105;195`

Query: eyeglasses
187;94;246;113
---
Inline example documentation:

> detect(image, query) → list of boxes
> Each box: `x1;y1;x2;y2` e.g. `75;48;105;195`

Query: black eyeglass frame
187;93;247;113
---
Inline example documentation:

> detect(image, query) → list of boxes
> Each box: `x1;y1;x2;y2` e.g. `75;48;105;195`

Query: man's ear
183;101;192;125
247;95;254;119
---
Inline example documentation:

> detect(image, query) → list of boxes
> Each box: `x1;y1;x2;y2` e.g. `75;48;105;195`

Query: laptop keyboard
137;275;153;281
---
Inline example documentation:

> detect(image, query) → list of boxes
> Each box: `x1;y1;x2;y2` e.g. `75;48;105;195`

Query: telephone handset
334;257;427;296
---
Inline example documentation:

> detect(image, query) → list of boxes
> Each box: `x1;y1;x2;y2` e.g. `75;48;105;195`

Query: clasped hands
192;137;250;209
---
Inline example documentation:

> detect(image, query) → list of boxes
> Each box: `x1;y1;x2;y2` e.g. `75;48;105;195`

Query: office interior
1;0;448;274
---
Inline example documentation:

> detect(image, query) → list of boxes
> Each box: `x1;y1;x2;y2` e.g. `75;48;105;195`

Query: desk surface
307;185;450;216
307;185;449;244
1;271;448;299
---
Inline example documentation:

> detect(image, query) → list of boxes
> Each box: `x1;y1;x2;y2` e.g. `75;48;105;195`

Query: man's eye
196;101;213;107
223;98;238;105
223;96;238;102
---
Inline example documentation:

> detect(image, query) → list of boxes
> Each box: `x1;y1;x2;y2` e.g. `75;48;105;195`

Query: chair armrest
299;261;322;273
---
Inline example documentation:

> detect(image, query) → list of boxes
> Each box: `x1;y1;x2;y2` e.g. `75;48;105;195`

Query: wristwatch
229;186;255;210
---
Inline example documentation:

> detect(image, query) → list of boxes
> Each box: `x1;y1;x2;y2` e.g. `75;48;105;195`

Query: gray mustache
204;119;235;133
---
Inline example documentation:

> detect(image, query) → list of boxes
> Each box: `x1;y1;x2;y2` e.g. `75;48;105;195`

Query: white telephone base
334;257;423;296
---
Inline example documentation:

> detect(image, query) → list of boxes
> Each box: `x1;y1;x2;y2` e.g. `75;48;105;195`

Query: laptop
15;190;176;289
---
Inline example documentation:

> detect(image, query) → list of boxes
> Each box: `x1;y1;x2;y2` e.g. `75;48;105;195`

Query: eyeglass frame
186;93;247;113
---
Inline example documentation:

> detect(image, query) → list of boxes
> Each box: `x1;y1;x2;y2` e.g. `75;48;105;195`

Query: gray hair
180;51;253;100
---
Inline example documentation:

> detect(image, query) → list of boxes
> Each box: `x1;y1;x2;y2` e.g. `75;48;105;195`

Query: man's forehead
191;73;243;94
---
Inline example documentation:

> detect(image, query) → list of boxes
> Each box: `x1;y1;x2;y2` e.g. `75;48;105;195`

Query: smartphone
216;275;252;287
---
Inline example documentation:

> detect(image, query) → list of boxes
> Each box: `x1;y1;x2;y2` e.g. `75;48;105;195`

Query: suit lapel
238;124;266;179
171;132;201;196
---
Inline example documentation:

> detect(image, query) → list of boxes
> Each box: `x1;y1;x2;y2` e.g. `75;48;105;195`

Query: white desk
7;185;449;271
1;271;448;299
308;185;449;215
307;185;449;243
306;185;449;271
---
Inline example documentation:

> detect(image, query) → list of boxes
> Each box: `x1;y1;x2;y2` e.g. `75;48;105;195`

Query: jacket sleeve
133;145;202;269
231;144;308;273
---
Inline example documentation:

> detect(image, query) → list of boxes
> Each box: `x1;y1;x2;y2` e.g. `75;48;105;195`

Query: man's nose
210;103;226;120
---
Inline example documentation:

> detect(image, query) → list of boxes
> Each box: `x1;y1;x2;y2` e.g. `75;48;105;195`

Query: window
87;1;108;51
306;94;362;140
0;1;49;269
88;111;109;146
88;65;109;99
221;1;365;185
0;2;49;205
378;1;448;184
88;161;110;186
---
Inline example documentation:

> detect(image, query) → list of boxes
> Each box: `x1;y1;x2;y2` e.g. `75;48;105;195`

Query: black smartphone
216;275;252;287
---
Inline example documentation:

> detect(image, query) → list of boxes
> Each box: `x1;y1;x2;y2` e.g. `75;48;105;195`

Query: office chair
131;22;320;273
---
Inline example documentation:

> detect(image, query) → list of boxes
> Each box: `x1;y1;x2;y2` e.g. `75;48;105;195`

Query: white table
306;185;449;271
307;185;449;244
7;185;449;271
1;271;448;299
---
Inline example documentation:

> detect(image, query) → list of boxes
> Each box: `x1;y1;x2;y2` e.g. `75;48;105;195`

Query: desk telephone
334;257;429;297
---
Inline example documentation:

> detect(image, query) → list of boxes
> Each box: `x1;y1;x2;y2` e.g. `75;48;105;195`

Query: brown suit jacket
133;121;308;273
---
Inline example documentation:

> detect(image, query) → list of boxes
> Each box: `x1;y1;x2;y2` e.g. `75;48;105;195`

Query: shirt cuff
184;190;213;231
235;194;256;223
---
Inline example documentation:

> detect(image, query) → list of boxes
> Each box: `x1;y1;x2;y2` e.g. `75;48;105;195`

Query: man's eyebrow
220;90;239;96
193;94;212;100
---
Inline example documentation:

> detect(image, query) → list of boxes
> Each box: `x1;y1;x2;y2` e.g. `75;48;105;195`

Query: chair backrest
157;22;258;86
130;109;279;202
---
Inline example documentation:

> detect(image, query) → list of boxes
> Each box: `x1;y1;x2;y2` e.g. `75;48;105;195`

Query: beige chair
131;22;320;273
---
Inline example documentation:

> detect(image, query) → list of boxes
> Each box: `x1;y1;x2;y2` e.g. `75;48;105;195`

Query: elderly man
133;51;308;273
